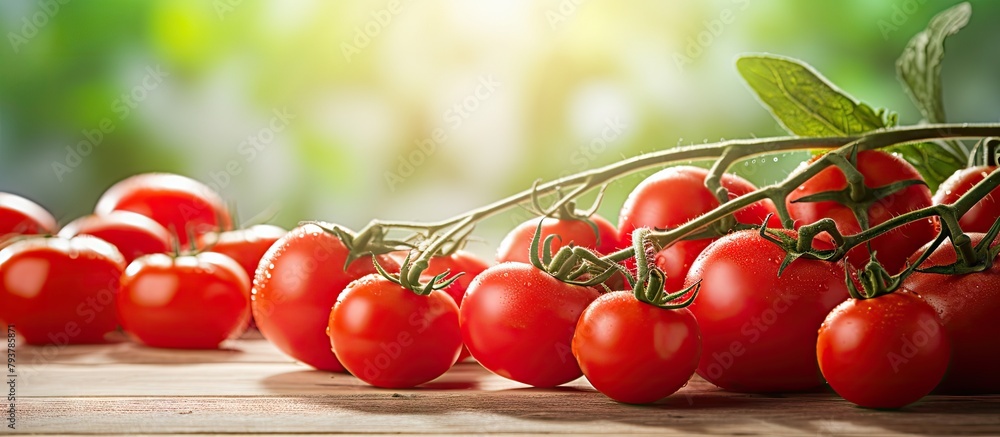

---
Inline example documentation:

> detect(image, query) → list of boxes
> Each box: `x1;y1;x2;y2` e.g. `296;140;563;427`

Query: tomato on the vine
496;215;619;264
618;166;779;292
933;166;1000;233
572;291;701;404
683;229;848;393
328;274;462;388
0;236;125;345
787;150;936;274
253;223;400;371
818;291;950;408
461;262;600;387
95;173;232;246
118;251;250;349
59;211;171;263
422;250;490;362
0;192;57;239
903;233;1000;394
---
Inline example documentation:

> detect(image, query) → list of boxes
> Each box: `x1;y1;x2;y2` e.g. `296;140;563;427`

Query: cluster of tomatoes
2;149;999;410
0;174;284;349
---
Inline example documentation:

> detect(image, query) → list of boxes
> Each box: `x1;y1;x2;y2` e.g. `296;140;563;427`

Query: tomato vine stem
343;123;1000;291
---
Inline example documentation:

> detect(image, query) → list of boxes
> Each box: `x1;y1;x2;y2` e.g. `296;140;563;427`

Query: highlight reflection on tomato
59;211;171;263
118;252;251;349
0;236;125;345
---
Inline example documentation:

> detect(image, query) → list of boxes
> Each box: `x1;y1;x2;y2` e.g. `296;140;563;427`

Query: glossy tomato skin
118;252;250;349
818;292;950;408
0;192;57;238
0;236;125;345
196;224;286;332
903;233;1000;393
253;223;400;371
496;215;619;264
461;262;600;387
197;224;287;280
328;274;462;388
618;166;779;292
787;150;936;274
423;250;490;362
933;166;1000;233
58;211;171;264
684;229;849;393
572;292;701;404
95;173;232;246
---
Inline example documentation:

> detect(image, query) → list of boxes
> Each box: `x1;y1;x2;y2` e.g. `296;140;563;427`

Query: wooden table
11;336;1000;436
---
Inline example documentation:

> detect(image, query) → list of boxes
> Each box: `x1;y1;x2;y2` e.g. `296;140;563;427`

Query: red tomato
196;224;286;332
933;166;1000;232
618;166;779;292
903;233;1000;393
0;192;57;239
253;223;400;371
196;224;287;280
58;211;171;264
0;236;125;345
572;291;701;404
95;173;232;246
422;250;490;362
461;262;600;387
496;215;619;264
328;274;462;388
118;252;250;349
787;150;936;274
818;292;950;408
684;229;849;392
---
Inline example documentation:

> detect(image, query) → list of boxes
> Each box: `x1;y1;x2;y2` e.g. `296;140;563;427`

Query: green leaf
896;2;971;124
894;1;972;183
893;2;972;190
736;53;963;191
736;54;890;137
887;142;964;191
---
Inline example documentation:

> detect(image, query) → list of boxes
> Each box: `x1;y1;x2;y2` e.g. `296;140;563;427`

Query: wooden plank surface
10;338;1000;435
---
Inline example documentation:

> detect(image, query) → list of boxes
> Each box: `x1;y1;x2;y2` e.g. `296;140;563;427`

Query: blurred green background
2;0;998;258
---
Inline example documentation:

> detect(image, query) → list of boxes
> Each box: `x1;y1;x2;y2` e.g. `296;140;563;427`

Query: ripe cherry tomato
328;274;462;388
572;291;701;404
422;250;490;362
196;224;286;332
196;224;287;280
95;173;232;246
0;192;57;239
818;292;950;408
618;166;779;292
118;252;250;349
933;166;1000;232
903;233;1000;394
0;236;125;345
496;215;619;264
253;223;400;371
58;211;171;264
684;229;848;393
787;150;936;274
461;262;600;387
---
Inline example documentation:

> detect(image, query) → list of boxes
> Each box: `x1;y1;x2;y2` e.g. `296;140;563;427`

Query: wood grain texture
11;339;1000;435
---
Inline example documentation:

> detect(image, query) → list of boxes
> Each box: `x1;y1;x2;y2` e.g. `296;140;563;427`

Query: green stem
374;135;854;232
362;123;1000;290
648;125;1000;250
